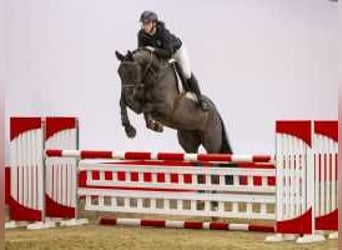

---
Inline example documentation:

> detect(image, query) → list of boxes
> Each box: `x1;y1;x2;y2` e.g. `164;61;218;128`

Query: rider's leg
173;45;210;111
172;45;192;79
186;73;210;111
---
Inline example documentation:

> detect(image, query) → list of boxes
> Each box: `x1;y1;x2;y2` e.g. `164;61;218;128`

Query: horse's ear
127;50;134;61
115;50;125;61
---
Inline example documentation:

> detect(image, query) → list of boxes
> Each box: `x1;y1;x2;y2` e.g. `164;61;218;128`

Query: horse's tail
217;110;236;185
218;115;234;154
202;96;234;154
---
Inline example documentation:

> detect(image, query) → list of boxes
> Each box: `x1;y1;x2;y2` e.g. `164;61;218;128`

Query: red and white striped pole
45;149;273;163
98;217;275;233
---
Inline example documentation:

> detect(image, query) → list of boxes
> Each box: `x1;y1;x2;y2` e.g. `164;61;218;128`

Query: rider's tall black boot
187;73;210;111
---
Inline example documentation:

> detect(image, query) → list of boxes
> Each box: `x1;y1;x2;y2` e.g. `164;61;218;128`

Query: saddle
168;59;190;94
167;59;198;102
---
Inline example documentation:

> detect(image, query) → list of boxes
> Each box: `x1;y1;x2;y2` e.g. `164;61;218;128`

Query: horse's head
115;48;160;90
115;50;143;89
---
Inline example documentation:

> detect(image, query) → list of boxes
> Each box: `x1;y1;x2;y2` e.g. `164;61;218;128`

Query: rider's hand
144;46;155;52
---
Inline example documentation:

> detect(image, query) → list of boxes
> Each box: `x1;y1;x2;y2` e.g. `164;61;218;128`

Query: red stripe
252;155;272;162
99;217;117;225
80;151;112;159
5;166;10;205
125;152;152;160
45;149;63;157
209;222;229;230
10;117;42;141
276;208;312;234
45;117;77;141
248;225;275;233
315;209;338;231
157;153;185;161
335;154;338;181
141;219;166;227
237;162;275;169
276;121;312;146
314;121;338;142
329;154;332;182
184;222;204;229
197;154;231;162
105;171;113;180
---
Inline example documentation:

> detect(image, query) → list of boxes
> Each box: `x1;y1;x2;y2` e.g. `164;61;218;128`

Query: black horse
116;48;234;154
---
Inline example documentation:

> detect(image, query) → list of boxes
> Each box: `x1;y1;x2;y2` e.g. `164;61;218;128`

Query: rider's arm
154;48;172;58
150;29;175;59
159;28;176;58
137;30;145;48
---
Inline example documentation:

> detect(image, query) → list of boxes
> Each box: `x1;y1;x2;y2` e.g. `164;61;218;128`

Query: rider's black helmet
139;10;158;23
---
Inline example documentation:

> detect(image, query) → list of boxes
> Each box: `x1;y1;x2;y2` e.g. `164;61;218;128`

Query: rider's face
142;21;154;34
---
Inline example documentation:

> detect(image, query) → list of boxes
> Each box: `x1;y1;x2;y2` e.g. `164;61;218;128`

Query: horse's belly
153;111;207;131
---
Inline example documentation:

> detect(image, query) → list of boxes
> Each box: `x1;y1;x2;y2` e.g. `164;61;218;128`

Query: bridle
122;49;154;90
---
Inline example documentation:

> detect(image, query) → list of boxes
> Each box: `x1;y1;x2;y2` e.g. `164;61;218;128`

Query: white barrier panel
78;160;277;221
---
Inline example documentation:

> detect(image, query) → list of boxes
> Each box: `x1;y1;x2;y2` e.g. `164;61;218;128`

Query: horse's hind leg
177;130;204;182
177;130;201;153
201;117;222;154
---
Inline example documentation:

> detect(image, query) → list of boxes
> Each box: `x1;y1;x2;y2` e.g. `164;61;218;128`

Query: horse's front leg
144;112;164;133
120;95;136;138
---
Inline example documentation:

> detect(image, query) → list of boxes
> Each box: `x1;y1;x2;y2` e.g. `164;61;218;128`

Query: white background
4;0;338;160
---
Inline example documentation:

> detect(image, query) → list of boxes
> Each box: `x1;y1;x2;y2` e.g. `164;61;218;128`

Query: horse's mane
133;48;168;64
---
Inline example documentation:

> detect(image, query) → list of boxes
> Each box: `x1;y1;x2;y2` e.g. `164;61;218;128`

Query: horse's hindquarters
160;95;209;131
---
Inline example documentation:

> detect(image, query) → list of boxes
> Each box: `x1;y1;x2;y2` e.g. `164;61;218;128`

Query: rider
137;10;210;111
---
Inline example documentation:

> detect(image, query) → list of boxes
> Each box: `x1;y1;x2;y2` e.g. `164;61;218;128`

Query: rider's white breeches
173;45;192;80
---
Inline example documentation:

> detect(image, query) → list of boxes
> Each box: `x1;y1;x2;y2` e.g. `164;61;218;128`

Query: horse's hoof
147;122;163;133
154;123;164;133
125;125;136;138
